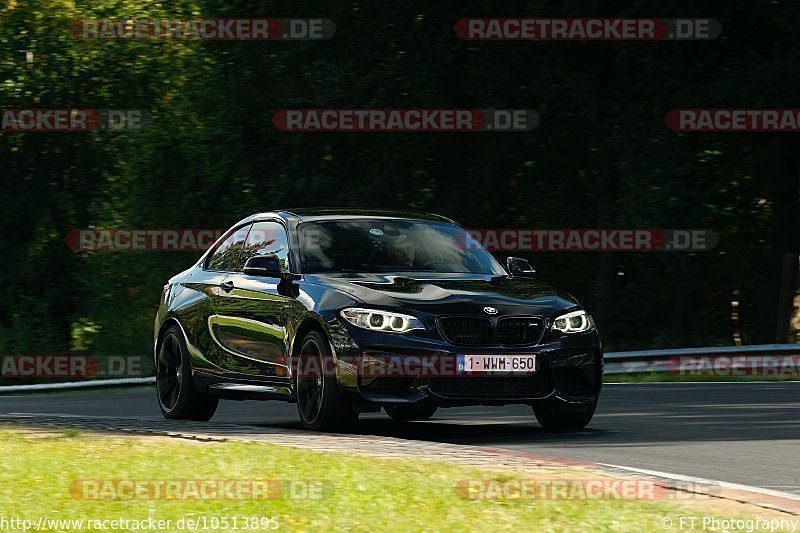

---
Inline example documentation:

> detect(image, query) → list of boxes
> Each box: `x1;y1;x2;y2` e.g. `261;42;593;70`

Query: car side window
205;224;252;271
241;221;290;272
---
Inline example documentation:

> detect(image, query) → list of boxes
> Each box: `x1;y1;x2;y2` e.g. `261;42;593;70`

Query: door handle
219;281;234;292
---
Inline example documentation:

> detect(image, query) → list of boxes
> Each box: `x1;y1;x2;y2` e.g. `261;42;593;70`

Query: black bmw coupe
154;209;602;431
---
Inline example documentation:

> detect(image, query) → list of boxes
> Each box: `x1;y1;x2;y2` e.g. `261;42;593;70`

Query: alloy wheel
156;334;182;412
296;337;325;424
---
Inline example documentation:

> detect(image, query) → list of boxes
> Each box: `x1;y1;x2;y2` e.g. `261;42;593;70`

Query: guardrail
604;344;800;376
0;344;798;392
0;376;155;393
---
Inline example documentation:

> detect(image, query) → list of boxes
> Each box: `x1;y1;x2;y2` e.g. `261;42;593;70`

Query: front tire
156;325;219;421
385;404;438;421
294;330;358;432
532;398;597;431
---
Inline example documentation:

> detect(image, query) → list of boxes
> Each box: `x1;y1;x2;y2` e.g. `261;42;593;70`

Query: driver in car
386;235;415;267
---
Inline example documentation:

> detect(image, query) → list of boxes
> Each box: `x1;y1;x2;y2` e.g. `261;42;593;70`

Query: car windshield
298;219;506;275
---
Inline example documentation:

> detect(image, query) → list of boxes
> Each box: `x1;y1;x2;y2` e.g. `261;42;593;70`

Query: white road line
596;462;800;501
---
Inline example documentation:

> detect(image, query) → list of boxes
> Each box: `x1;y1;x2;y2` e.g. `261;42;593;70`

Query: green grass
0;428;779;532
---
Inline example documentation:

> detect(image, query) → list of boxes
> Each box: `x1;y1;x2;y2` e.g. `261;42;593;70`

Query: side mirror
506;256;536;278
243;254;283;278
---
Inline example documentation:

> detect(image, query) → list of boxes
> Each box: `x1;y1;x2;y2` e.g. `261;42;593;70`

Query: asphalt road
1;382;798;494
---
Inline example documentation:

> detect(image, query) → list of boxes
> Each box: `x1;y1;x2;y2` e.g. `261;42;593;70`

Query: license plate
457;354;537;374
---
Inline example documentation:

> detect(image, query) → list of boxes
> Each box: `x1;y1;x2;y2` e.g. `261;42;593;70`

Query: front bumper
329;322;602;407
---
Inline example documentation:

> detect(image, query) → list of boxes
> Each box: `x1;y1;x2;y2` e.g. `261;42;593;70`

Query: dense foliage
1;1;798;358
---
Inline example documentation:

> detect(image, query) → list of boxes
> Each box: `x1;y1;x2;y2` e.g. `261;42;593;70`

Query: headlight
340;308;425;333
552;310;594;333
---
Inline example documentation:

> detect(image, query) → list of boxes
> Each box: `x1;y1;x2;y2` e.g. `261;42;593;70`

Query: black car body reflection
154;209;602;431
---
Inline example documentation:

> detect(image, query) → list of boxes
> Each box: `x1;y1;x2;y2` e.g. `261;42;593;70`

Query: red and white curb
0;412;797;515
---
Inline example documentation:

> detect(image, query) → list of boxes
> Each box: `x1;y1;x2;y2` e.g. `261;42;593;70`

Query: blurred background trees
0;0;798;358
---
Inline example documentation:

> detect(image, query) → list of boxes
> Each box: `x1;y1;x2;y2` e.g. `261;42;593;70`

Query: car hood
304;273;580;317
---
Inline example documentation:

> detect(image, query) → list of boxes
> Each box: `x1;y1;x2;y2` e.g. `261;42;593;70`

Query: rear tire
294;330;358;432
532;398;597;431
385;404;438;421
156;325;219;421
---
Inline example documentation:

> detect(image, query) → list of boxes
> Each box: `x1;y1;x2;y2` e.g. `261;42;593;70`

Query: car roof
245;208;456;224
